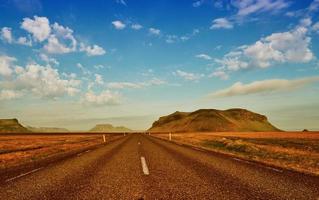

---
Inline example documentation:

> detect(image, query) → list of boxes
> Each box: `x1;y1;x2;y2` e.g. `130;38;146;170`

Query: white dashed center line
5;167;43;182
140;156;149;175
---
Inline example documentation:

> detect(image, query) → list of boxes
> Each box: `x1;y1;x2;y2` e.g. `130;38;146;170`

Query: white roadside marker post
169;132;172;141
103;134;106;143
124;132;126;136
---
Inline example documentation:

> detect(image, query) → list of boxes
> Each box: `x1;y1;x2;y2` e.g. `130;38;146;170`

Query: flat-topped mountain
90;124;132;132
0;119;30;133
148;108;281;132
27;126;69;132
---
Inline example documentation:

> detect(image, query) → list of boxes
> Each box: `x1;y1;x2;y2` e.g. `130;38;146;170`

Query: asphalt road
0;133;318;199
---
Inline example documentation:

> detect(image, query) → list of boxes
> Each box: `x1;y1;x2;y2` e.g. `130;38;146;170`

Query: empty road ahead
0;134;318;199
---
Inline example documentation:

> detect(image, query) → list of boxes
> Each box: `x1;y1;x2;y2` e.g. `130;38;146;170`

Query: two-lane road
0;133;318;199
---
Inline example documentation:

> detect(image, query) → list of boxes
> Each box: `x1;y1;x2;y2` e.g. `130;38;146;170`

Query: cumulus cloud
18;16;104;55
131;24;143;30
210;18;233;29
1;27;13;43
84;90;121;106
43;23;77;54
112;20;126;30
149;28;161;36
94;74;104;85
21;16;51;42
209;76;319;98
1;27;32;46
13;63;80;98
80;43;106;56
245;26;313;66
212;26;314;78
0;55;16;77
1;62;81;99
173;70;204;81
44;35;73;54
16;36;32;46
196;54;212;60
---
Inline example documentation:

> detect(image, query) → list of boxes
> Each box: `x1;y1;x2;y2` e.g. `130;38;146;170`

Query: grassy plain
0;134;121;170
153;132;319;175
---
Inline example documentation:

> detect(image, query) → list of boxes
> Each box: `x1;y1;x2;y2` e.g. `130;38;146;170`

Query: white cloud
44;35;74;54
0;89;23;100
209;76;319;98
174;70;204;81
116;0;127;6
0;55;16;77
209;70;229;80
84;90;121;106
299;18;312;27
107;82;142;89
193;0;204;7
149;28;161;36
95;74;104;85
94;65;105;70
214;0;290;29
244;26;313;66
21;16;51;42
148;78;166;86
313;22;319;32
166;35;178;43
1;27;13;43
80;43;106;56
0;27;32;46
196;54;212;60
131;24;143;30
231;0;290;17
39;53;59;65
180;29;199;42
76;63;92;75
10;63;81;98
309;0;319;12
107;78;166;89
112;20;126;30
212;26;314;78
214;56;249;71
16;36;32;46
210;18;233;29
44;23;77;54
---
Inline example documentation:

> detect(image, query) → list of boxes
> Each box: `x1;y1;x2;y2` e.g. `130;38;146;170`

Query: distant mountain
148;108;281;132
26;126;69;132
0;119;30;133
89;124;132;132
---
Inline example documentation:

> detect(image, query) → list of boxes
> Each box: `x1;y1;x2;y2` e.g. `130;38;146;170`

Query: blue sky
0;0;319;130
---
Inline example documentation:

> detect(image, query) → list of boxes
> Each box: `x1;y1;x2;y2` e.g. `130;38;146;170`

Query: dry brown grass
0;134;121;170
153;132;319;175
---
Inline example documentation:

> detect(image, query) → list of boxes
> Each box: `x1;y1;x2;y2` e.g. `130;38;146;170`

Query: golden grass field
153;132;319;176
0;134;122;170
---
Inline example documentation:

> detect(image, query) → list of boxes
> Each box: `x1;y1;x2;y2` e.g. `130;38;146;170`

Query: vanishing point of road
0;133;318;199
